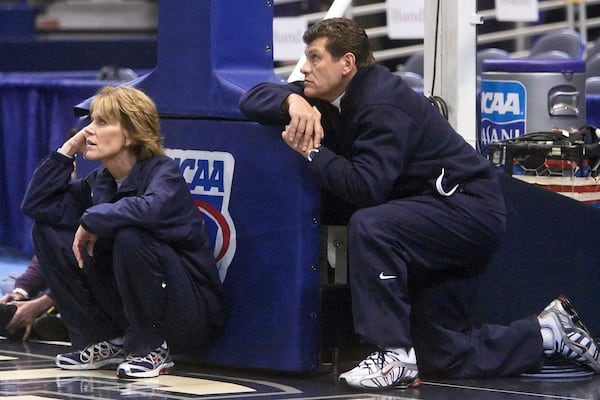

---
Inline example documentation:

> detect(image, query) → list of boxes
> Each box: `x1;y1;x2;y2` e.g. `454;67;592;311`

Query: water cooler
479;58;586;156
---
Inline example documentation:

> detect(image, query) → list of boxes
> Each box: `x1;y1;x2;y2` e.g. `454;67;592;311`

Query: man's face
300;37;347;102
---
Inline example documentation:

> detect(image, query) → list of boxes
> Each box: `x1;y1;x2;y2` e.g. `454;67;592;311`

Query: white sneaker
538;296;600;374
339;349;420;390
117;341;174;379
56;341;125;370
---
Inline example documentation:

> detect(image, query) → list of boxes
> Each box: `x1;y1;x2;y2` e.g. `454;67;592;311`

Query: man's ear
342;52;357;75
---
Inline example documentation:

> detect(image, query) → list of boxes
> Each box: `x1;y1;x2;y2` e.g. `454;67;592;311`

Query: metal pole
579;1;587;45
425;0;481;147
566;1;575;30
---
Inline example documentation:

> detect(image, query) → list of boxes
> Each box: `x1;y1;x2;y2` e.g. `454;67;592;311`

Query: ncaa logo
166;148;236;282
479;80;526;155
480;80;526;123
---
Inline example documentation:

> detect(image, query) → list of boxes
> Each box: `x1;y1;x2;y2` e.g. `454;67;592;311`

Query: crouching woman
21;86;226;378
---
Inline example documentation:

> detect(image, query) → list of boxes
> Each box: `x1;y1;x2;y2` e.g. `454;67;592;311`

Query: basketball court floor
1;338;599;400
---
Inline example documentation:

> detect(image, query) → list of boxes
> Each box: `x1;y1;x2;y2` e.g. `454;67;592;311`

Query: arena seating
523;28;585;59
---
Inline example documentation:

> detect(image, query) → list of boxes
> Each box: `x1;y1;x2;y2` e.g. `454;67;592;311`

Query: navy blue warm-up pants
32;222;212;355
346;176;546;378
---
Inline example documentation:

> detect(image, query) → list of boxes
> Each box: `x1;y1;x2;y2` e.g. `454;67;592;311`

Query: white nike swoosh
379;272;397;280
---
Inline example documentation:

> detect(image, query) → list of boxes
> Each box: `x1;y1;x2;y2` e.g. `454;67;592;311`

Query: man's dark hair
303;18;375;67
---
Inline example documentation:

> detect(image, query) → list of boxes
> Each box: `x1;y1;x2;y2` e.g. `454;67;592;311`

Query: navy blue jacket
240;66;502;222
21;151;226;331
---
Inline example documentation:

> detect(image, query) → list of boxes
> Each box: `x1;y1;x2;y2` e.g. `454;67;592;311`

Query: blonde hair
90;86;165;160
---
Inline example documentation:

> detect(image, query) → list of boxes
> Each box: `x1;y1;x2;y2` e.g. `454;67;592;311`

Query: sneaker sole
117;361;175;379
339;376;420;391
56;357;126;371
395;377;422;389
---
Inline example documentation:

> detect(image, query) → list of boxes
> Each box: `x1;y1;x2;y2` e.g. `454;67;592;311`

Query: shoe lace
359;350;396;371
81;341;119;362
127;345;169;365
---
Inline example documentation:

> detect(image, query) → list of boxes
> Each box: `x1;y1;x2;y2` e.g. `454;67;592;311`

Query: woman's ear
122;131;133;147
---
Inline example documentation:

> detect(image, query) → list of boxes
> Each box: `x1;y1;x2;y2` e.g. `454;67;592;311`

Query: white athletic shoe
538;296;600;374
56;341;125;370
339;349;420;390
117;341;174;379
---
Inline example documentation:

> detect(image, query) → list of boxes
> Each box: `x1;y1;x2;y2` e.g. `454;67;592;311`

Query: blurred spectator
0;255;68;342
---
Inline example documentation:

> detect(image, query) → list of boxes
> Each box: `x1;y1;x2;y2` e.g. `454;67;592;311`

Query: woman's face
82;110;130;162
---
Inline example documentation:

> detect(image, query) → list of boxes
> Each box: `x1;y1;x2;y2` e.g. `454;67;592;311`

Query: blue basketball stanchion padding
75;1;323;372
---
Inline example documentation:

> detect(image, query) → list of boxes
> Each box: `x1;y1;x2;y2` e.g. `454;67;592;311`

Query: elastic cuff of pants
109;337;124;346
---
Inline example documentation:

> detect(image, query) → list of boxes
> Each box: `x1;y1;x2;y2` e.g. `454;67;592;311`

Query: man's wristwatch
307;148;320;162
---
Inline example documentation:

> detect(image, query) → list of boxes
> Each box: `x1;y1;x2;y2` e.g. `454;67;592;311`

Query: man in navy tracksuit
239;18;600;389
